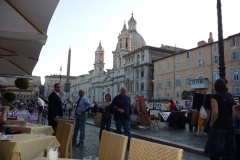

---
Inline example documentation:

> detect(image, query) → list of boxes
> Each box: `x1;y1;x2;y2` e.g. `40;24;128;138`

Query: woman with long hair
98;93;112;140
204;79;238;160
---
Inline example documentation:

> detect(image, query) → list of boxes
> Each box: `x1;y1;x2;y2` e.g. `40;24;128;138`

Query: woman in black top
98;94;112;140
204;79;238;160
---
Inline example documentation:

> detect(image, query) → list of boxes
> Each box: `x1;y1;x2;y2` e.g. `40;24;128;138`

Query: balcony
190;78;208;89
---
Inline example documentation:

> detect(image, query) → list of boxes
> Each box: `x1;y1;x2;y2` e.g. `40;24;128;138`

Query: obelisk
64;47;71;92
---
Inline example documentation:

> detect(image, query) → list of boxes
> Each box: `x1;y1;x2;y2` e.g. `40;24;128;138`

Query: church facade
70;14;185;103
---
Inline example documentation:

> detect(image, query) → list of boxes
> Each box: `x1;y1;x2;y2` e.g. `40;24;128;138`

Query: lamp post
217;0;227;84
59;65;62;86
152;79;154;100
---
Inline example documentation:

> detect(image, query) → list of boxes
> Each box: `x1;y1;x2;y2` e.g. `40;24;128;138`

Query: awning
0;0;59;75
0;75;41;92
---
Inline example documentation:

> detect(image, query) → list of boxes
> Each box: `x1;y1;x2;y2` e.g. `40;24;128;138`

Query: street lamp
217;0;227;84
152;79;154;100
59;65;62;86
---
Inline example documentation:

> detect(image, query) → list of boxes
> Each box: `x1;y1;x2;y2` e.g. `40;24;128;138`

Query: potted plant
3;92;16;110
14;78;29;98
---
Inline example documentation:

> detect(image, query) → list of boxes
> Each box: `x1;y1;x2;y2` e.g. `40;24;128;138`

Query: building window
166;79;171;88
186;61;191;69
136;70;139;78
137;55;140;64
175;78;181;87
232;50;239;60
176;64;180;71
167;58;170;64
176;91;180;98
186;51;190;58
176;55;180;61
136;83;139;91
185;76;191;86
198;59;204;66
224;41;226;49
166;93;170;99
231;69;240;81
213;43;218;51
213;71;219;83
157;94;161;100
141;83;144;91
198;48;202;55
231;37;238;47
158;68;161;74
167;66;170;73
141;70;144;77
142;55;144;62
157;81;162;89
234;87;240;95
158;61;161;66
198;73;204;79
213;55;219;64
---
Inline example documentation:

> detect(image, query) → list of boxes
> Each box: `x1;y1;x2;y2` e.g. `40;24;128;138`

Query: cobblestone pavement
72;123;209;160
86;117;208;149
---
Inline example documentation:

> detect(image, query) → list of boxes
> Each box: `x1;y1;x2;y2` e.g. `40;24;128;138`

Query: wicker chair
11;152;21;160
98;131;128;160
128;138;183;160
59;122;74;158
56;119;75;158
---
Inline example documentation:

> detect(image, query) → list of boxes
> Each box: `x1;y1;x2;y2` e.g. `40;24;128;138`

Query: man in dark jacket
110;87;132;143
48;83;63;132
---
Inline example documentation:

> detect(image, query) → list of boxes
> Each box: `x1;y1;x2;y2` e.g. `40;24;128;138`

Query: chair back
98;131;128;160
11;152;21;160
56;119;75;158
59;122;74;158
128;138;183;160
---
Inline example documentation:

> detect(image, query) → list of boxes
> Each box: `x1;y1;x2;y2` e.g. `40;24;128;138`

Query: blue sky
33;0;240;83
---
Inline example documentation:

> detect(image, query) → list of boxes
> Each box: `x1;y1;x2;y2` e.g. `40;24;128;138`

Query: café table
5;124;54;135
0;134;59;160
32;157;79;160
6;118;25;125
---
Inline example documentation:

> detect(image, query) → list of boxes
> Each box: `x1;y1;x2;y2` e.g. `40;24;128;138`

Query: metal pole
217;0;227;84
60;74;61;86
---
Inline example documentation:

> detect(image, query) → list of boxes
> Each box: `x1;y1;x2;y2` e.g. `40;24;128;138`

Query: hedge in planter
3;92;16;102
15;78;29;97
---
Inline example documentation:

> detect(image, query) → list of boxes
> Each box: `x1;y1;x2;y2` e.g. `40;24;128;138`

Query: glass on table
47;147;58;160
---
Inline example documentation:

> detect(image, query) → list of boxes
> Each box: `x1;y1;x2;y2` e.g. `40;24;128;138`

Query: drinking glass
47;147;58;160
0;125;6;135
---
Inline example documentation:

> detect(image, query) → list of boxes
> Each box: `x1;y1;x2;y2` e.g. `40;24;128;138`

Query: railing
190;78;208;89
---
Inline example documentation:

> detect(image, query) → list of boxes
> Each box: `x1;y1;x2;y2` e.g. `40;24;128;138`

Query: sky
32;0;240;84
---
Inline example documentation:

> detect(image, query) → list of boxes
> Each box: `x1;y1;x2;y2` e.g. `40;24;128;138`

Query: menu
0;135;15;141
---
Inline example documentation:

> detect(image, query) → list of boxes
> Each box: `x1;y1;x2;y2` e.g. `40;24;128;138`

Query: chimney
208;32;214;43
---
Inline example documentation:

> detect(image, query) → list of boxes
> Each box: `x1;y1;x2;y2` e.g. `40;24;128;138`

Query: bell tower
94;41;105;75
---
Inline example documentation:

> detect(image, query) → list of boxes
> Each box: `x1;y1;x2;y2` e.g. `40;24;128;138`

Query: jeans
115;119;132;144
99;118;111;139
72;113;87;145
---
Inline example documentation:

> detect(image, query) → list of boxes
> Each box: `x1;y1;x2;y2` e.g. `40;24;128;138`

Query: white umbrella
0;0;59;75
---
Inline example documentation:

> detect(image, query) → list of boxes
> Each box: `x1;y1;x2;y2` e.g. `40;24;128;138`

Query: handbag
94;112;102;126
200;106;207;119
102;111;111;119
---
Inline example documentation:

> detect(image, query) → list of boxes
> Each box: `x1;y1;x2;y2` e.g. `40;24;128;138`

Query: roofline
154;32;240;61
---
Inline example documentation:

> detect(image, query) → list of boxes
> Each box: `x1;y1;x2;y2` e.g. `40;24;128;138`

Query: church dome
116;13;146;50
128;13;146;49
130;30;146;49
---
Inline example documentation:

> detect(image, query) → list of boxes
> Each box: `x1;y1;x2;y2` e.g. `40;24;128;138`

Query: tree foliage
3;92;16;102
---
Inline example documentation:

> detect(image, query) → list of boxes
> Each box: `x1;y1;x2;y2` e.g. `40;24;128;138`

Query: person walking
110;87;132;144
72;90;94;147
48;83;63;132
187;95;194;131
204;79;238;160
98;94;112;140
